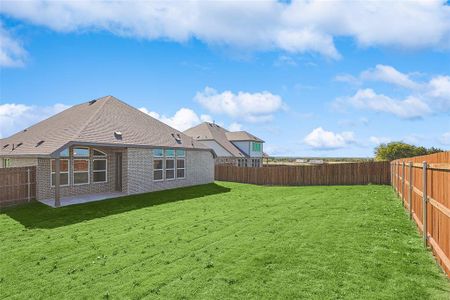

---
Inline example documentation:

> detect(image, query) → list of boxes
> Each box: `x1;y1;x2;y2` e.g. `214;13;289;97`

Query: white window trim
73;158;90;185
153;158;164;182
92;158;107;183
176;158;185;179
165;158;175;181
51;159;70;187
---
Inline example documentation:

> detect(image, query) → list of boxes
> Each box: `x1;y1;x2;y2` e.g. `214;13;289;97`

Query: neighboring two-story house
184;122;264;167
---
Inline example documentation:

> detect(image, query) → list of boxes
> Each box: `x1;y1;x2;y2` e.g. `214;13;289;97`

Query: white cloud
361;65;420;89
0;23;27;67
195;87;284;123
0;103;69;138
341;88;432;119
369;136;392;145
304;127;355;150
334;74;360;85
427;75;450;109
334;64;450;117
1;0;450;63
139;107;212;131
440;132;450;145
228;122;242;131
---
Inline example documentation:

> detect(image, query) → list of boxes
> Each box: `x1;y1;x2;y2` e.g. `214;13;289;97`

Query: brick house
0;96;215;207
184;122;264;167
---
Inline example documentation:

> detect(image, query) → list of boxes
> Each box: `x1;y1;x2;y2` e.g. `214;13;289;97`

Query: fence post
422;161;427;247
408;162;413;220
27;168;31;202
396;162;399;196
402;161;405;206
391;163;394;188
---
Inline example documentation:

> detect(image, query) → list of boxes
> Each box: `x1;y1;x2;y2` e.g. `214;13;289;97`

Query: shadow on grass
2;183;230;229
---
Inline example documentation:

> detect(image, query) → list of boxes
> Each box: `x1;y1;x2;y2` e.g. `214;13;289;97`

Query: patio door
115;152;123;192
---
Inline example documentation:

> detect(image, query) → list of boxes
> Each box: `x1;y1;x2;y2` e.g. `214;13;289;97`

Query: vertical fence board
215;161;391;186
391;151;450;278
0;166;37;209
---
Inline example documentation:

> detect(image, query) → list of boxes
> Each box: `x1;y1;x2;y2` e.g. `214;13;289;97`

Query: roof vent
36;140;45;147
172;133;182;144
114;131;123;140
23;129;27;132
89;99;97;105
12;142;23;150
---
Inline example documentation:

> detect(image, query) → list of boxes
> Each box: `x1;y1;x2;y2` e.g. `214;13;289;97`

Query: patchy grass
1;182;448;299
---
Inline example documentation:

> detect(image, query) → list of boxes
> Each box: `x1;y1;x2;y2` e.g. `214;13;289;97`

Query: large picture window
51;159;69;186
153;148;186;181
73;159;89;185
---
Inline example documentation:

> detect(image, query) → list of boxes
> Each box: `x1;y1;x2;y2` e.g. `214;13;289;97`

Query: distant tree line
374;142;444;161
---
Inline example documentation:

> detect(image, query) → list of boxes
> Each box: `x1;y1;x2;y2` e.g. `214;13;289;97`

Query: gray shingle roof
184;122;264;158
0;96;212;157
225;131;264;142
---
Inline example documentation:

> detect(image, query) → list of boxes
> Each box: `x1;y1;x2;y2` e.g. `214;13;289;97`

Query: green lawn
1;183;448;299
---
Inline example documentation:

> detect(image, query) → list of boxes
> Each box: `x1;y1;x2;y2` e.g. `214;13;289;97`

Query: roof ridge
73;96;111;141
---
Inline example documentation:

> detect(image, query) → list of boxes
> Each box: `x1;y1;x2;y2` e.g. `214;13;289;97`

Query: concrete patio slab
39;192;127;207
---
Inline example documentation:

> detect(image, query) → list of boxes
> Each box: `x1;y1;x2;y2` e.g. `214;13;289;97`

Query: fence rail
391;151;449;277
215;161;390;186
0;166;36;209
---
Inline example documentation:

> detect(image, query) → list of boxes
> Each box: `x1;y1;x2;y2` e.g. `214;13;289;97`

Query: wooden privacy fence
0;166;36;209
215;161;390;186
391;151;450;277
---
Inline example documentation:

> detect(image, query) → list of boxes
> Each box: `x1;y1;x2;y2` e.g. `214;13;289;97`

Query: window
176;159;185;178
238;159;247;167
165;149;175;157
59;148;70;157
92;149;106;157
251;159;260;168
153;148;163;157
165;157;175;180
73;147;89;157
73;159;89;185
153;158;163;181
3;158;11;168
93;159;107;183
51;159;69;186
252;142;262;152
176;149;185;178
176;149;185;157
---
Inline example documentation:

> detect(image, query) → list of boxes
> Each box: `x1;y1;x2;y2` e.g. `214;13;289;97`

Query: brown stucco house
0;96;215;207
184;122;264;167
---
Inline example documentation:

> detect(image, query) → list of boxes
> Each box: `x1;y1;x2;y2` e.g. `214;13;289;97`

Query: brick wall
127;148;214;195
36;147;127;201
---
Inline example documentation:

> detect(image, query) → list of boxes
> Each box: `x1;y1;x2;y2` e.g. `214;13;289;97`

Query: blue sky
1;1;449;157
